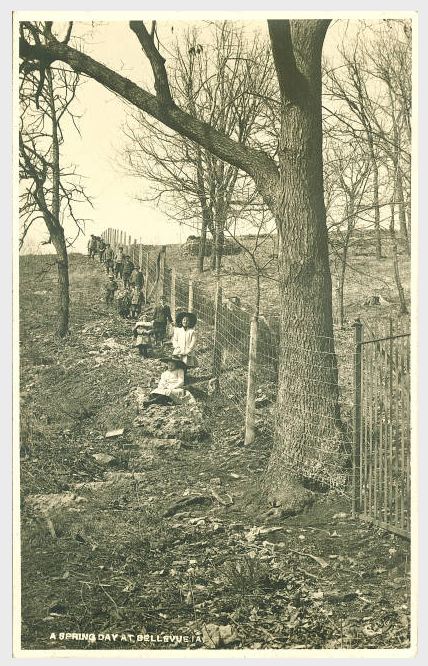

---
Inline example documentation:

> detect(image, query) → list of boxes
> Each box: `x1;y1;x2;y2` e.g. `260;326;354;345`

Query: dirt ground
18;253;411;651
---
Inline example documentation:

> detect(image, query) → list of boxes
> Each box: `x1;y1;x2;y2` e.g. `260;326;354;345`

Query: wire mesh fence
23;228;410;528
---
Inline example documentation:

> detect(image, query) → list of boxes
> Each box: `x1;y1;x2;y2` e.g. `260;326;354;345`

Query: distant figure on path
130;286;141;318
116;287;131;318
88;234;97;259
122;255;134;288
104;243;114;275
152;296;173;345
114;246;124;279
130;264;145;307
130;264;144;288
98;237;106;263
104;275;118;304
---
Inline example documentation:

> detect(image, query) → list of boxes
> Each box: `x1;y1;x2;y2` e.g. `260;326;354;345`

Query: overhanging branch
19;30;279;190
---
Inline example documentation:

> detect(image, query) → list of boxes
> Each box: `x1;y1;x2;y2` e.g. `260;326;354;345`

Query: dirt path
19;255;411;651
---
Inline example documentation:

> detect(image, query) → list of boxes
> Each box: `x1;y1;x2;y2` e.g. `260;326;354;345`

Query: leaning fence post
188;279;194;312
352;318;363;517
244;315;259;446
212;283;223;379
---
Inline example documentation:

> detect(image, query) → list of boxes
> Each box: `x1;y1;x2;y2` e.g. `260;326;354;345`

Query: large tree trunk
265;21;346;511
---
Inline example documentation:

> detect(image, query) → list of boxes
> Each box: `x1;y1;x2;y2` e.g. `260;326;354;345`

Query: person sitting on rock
143;356;186;406
172;311;198;378
132;315;154;357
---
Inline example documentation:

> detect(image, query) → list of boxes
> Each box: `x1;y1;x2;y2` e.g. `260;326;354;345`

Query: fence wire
22;229;408;500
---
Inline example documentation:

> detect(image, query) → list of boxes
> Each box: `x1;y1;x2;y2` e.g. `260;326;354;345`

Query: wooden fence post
352;318;363;517
139;240;143;269
212;283;223;378
156;246;166;304
188;279;194;312
244;316;259;446
170;267;176;321
145;251;150;302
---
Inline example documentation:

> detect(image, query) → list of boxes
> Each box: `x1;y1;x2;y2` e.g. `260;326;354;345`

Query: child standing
172;311;198;370
130;286;141;318
104;275;118;304
132;316;154;357
152;296;173;345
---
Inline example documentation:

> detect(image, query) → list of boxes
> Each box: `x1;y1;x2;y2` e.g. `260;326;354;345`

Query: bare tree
365;20;411;254
324;21;411;261
122;22;277;274
19;21;91;337
325;138;371;328
19;18;410;510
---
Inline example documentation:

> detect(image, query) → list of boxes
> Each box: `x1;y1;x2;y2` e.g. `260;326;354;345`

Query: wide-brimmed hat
160;355;187;370
175;310;197;328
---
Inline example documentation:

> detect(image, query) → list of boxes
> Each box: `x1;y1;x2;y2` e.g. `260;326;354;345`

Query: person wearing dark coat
104;276;118;304
122;256;135;289
152;296;173;345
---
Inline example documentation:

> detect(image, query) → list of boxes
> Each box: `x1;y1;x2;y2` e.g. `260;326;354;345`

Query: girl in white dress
172;312;198;370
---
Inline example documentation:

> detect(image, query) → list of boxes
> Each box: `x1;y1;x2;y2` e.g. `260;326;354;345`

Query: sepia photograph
14;10;416;656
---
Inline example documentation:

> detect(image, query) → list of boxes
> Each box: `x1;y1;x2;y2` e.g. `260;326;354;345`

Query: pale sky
18;17;396;254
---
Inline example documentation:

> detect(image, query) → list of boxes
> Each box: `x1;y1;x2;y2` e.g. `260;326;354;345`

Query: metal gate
352;321;411;538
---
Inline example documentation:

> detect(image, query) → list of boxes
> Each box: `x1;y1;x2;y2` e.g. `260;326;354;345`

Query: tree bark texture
265;21;346;508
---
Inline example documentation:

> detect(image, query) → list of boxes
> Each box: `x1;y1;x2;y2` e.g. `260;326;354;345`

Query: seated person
143;356;187;406
132;316;154;357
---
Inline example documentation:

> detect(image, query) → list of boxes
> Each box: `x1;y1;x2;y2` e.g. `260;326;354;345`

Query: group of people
141;310;198;407
88;236;198;408
102;246;146;320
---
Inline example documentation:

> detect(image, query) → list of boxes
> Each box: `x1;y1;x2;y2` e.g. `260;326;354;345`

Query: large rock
26;492;87;517
134;403;209;443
